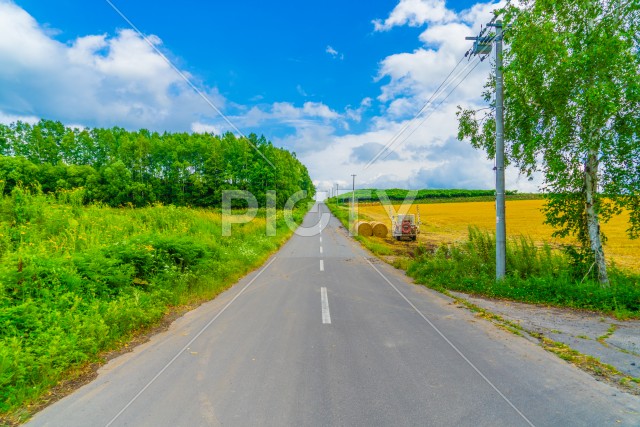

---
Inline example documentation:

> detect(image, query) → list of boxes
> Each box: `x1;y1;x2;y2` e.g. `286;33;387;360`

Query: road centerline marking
364;257;535;427
320;260;324;271
321;287;331;324
320;246;323;254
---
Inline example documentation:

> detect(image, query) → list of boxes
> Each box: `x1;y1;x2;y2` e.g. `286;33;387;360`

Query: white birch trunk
584;150;609;286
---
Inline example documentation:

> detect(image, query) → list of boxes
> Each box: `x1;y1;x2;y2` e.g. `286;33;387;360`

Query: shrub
407;227;640;316
0;190;311;416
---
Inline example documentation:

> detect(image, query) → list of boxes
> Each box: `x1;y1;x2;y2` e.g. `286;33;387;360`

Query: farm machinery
392;211;421;241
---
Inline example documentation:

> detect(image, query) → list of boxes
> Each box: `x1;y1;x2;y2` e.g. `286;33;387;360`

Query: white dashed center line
321;287;331;324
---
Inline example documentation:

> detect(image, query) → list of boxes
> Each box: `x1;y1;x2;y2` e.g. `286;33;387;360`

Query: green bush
407;227;640;316
0;189;311;416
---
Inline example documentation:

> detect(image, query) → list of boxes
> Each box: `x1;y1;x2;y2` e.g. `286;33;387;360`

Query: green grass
534;334;640;393
328;201;350;225
353;236;395;256
407;227;640;318
597;324;618;345
326;202;396;257
0;188;309;419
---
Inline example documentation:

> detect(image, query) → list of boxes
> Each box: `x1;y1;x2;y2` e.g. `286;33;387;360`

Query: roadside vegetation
406;228;640;318
0;120;314;421
0;187;310;420
327;201;640;319
353;199;640;272
458;0;640;286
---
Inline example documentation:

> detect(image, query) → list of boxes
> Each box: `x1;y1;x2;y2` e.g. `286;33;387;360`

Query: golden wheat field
358;199;640;272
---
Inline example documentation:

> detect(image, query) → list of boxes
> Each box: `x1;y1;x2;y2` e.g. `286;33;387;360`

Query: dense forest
0;120;314;208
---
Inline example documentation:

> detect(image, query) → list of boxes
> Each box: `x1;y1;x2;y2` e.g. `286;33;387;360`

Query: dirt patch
449;292;640;394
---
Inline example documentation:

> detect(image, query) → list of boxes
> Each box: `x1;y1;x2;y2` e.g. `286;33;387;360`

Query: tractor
392;213;420;241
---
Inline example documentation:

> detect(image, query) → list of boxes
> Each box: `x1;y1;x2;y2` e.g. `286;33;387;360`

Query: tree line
0;120;314;208
335;188;519;203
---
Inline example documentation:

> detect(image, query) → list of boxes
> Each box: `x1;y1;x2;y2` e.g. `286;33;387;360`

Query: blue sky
0;0;540;194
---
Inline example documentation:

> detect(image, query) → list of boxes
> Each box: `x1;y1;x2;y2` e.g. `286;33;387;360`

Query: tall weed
408;227;640;315
0;189;308;415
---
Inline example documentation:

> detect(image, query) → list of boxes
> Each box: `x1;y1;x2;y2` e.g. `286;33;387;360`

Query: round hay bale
370;221;388;238
354;221;373;237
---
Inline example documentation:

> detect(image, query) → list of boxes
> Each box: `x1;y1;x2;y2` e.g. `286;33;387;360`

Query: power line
412;55;470;119
363;54;468;170
104;0;276;169
363;52;470;170
363;3;507;172
379;56;483;160
377;32;499;161
366;29;501;169
380;55;488;160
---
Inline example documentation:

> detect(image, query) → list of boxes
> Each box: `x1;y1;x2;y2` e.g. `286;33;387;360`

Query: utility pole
467;19;506;280
492;20;506;280
351;174;356;207
336;183;339;206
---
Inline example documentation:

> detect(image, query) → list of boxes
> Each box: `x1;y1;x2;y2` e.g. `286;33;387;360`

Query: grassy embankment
0;188;309;421
327;197;640;319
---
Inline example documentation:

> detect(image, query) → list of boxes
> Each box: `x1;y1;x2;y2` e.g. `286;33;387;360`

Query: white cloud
345;97;373;122
0;111;39;125
386;98;417;118
296;84;308;97
191;122;221;134
0;0;226;131
459;1;506;25
373;0;457;31
302;102;340;119
233;101;341;128
276;122;337;156
351;142;401;163
0;0;537;194
304;0;540;195
377;26;490;104
325;45;344;60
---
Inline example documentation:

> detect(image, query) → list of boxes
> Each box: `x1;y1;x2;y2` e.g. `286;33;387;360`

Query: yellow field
358;199;640;272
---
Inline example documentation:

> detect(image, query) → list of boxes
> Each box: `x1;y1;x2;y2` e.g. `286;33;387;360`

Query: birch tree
457;0;640;285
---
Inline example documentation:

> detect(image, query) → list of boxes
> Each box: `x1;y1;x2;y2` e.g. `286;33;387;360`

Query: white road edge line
105;257;278;427
320;260;324;271
364;258;536;427
321;287;331;324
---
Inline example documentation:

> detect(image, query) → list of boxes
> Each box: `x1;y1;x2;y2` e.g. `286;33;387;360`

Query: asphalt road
28;203;640;426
